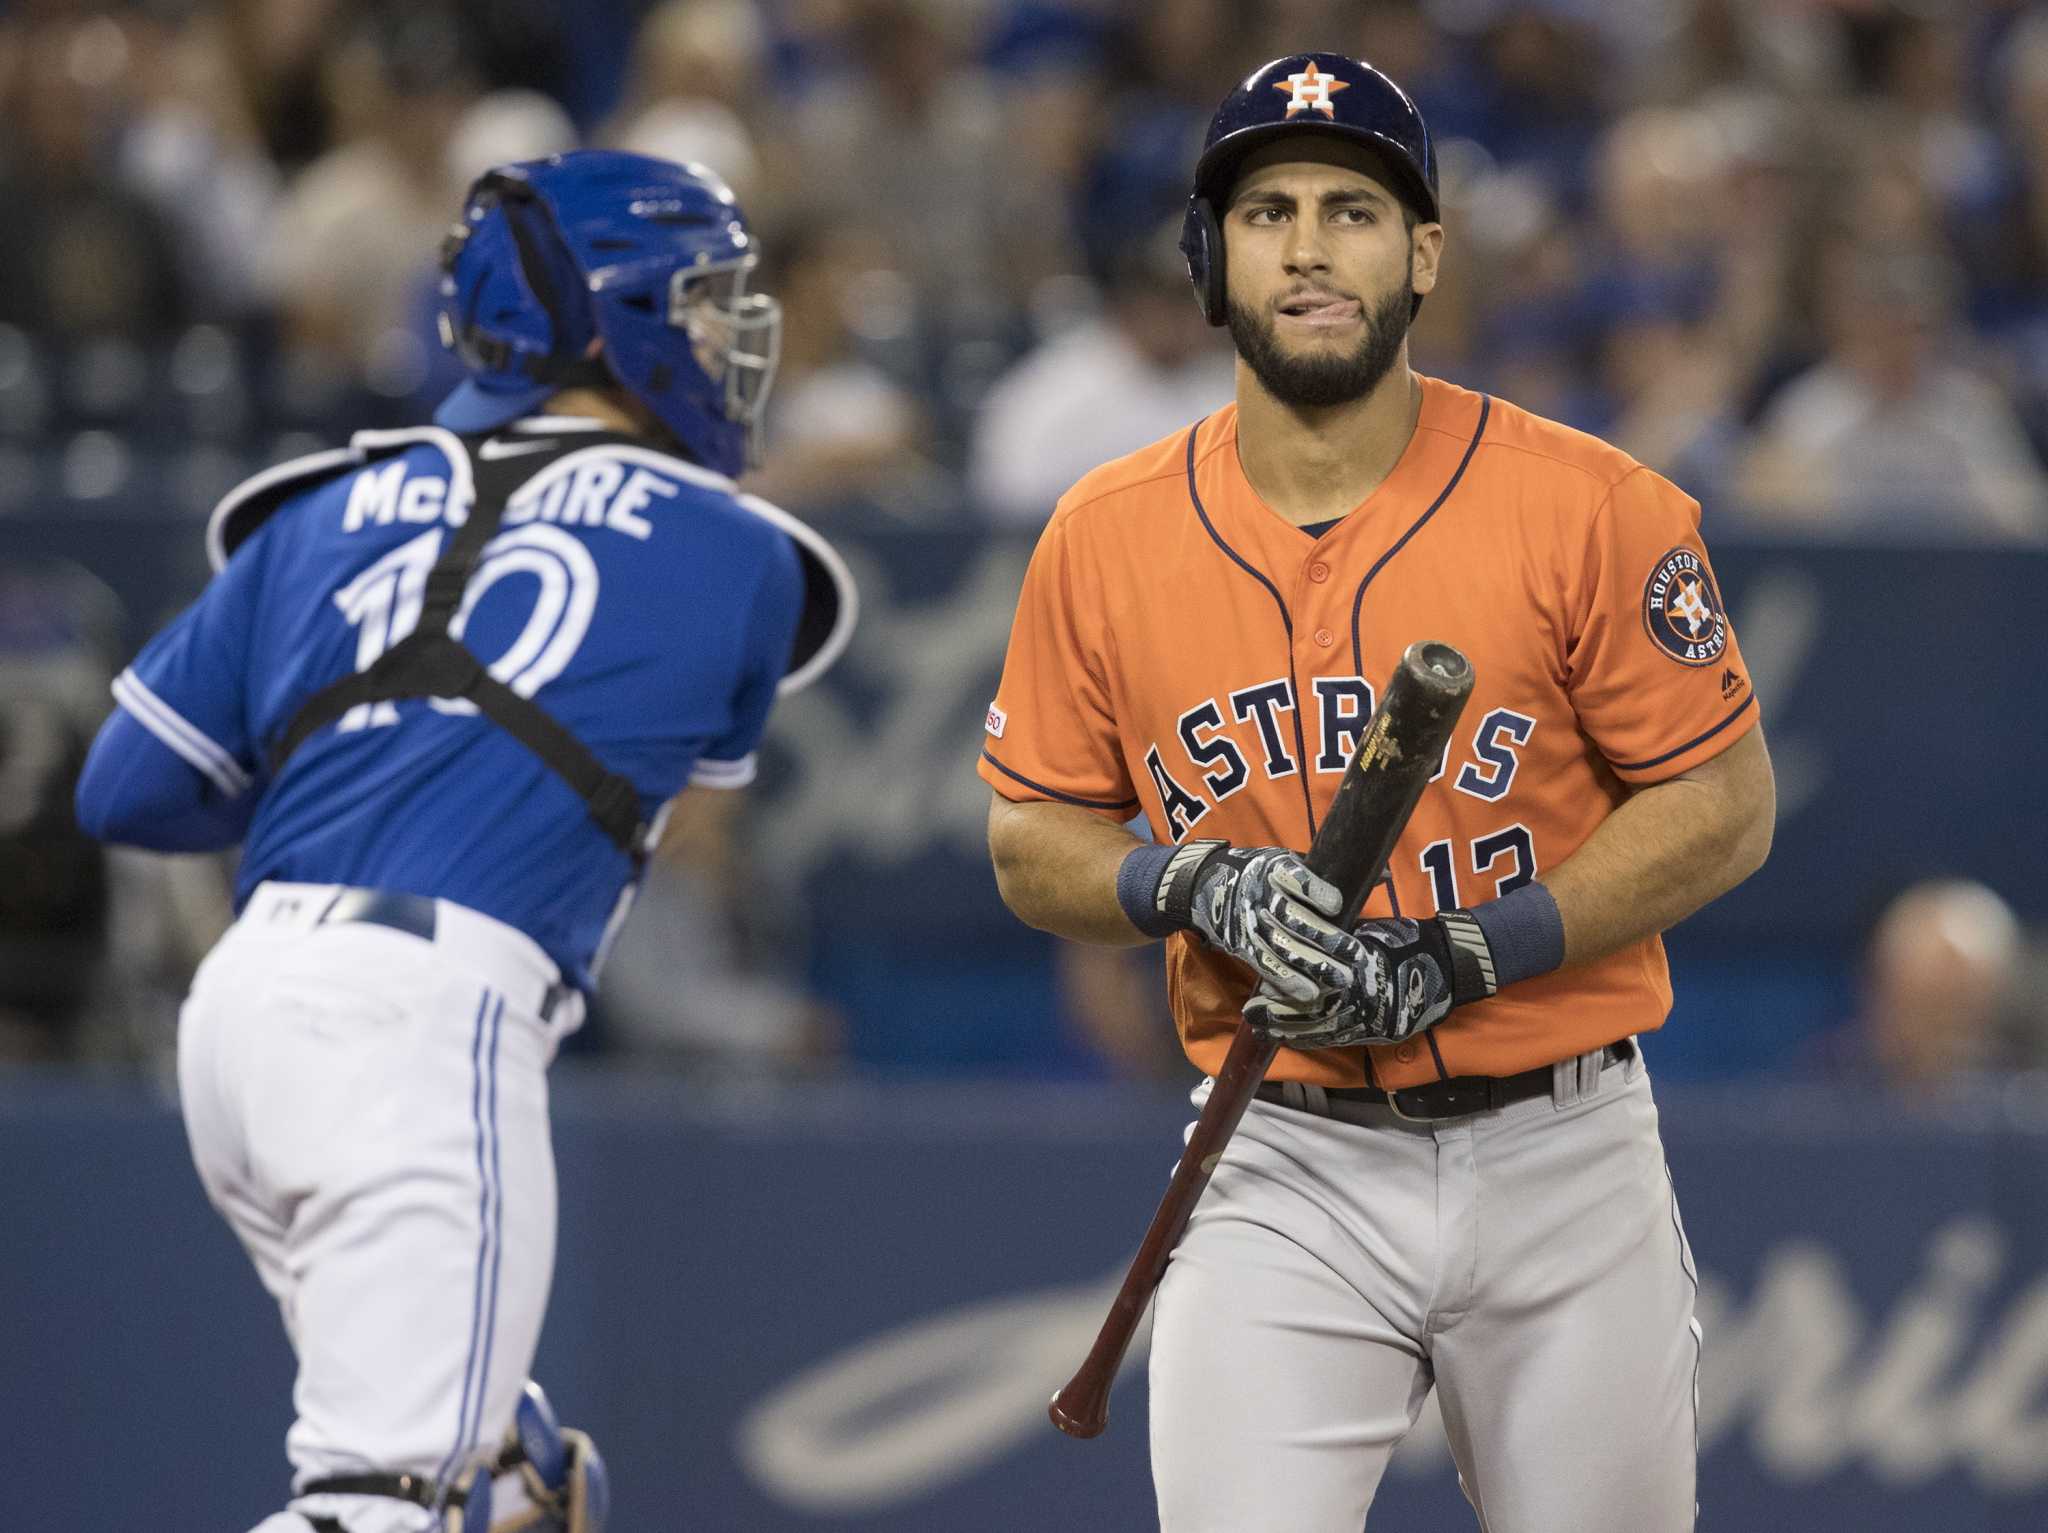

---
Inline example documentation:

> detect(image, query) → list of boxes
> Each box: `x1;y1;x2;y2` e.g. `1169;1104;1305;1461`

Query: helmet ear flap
438;170;603;384
1180;198;1227;328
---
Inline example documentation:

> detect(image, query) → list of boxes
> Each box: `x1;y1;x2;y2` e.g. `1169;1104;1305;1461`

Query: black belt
299;1471;446;1510
299;1444;521;1517
310;887;573;1023
1256;1040;1634;1124
318;888;438;942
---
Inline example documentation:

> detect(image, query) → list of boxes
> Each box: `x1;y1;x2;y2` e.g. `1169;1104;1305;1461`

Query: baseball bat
1047;639;1475;1440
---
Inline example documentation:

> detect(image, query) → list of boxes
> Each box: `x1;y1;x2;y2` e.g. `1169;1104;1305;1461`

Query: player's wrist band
1434;908;1498;1004
1465;880;1565;992
1118;839;1226;938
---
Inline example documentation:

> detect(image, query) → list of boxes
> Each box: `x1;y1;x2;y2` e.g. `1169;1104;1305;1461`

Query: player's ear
1409;221;1444;300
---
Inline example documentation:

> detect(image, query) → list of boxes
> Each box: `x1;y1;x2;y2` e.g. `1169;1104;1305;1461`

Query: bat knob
1405;640;1474;697
1412;640;1468;680
1048;1387;1108;1439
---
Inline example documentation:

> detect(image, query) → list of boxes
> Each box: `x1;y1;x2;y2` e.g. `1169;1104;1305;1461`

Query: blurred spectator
1577;106;1741;482
1075;0;1241;283
215;0;349;168
1989;11;2048;457
1807;879;2034;1095
1465;7;1609;212
1342;0;1498;151
1401;148;1487;379
1734;239;2048;540
0;15;194;344
117;8;282;320
1635;0;1845;107
1466;167;1601;431
445;87;577;188
1111;0;1246;111
594;789;840;1077
983;35;1105;329
1855;6;2005;244
1999;11;2048;291
1573;98;1816;493
969;218;1232;526
0;563;118;1063
262;8;483;376
601;0;766;205
1697;89;1820;400
0;560;232;1069
781;0;1009;332
742;218;945;517
0;661;108;1062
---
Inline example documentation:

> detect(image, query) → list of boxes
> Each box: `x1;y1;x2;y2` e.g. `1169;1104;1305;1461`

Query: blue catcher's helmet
1179;54;1438;327
435;150;780;479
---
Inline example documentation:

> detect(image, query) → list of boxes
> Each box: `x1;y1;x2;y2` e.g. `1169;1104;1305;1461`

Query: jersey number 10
330;526;601;731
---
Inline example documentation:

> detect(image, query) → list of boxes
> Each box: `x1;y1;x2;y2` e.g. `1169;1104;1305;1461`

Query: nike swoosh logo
477;438;557;460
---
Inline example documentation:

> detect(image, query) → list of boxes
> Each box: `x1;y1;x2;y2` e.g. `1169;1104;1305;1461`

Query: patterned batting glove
1148;840;1361;1008
1243;910;1500;1048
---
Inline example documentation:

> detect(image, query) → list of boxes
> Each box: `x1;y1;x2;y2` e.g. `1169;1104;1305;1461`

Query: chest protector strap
268;433;649;864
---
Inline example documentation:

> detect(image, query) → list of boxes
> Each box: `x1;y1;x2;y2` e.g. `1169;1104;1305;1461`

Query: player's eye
1242;206;1288;225
1333;207;1378;225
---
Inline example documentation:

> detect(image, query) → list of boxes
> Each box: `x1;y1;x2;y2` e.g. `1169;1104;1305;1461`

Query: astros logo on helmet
1274;61;1350;117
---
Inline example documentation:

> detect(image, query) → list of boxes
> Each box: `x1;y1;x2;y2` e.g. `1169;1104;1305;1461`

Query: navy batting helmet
435;150;780;479
1180;54;1439;326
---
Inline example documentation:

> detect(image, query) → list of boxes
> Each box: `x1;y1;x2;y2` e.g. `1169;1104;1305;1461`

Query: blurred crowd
2;0;2047;533
3;0;2046;1079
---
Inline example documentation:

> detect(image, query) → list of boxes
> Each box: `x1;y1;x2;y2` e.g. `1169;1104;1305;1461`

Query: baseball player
981;55;1774;1532
73;151;855;1533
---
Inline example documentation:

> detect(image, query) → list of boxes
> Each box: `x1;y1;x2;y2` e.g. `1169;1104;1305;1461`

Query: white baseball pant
179;882;579;1533
1150;1043;1699;1532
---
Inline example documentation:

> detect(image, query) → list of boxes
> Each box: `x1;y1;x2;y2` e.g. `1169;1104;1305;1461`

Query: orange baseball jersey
978;375;1759;1090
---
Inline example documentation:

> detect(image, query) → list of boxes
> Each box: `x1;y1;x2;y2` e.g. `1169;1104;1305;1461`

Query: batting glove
1243;910;1499;1048
1150;840;1361;1008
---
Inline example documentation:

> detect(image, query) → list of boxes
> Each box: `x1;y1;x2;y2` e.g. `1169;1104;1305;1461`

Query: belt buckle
1385;1075;1500;1123
1385;1085;1431;1123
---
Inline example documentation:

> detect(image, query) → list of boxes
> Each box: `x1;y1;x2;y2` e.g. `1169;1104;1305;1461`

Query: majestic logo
1274;61;1351;118
1721;667;1746;700
984;702;1007;739
1642;546;1729;666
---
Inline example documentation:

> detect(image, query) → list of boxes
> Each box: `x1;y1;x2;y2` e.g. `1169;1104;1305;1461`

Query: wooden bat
1047;640;1475;1439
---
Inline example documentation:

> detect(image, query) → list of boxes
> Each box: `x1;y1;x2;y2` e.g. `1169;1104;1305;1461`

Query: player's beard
1227;282;1412;409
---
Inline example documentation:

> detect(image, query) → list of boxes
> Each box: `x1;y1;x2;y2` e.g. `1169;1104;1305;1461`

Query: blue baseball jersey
84;418;805;991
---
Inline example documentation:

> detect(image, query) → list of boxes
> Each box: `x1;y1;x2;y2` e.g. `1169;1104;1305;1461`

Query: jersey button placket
1312;626;1335;649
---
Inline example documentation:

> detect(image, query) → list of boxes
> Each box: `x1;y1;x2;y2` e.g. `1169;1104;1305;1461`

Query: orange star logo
1275;62;1351;118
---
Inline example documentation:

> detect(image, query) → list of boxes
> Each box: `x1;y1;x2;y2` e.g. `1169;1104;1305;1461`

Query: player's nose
1281;222;1332;280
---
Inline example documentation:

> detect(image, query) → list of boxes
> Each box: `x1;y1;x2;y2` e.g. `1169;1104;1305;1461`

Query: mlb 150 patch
1641;546;1728;666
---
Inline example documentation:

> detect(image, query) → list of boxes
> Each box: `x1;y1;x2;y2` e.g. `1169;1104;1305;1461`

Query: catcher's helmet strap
443;169;597;382
451;324;609;390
